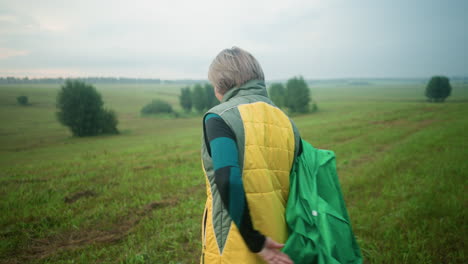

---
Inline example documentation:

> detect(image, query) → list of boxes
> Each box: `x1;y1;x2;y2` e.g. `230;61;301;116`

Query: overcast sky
0;0;467;79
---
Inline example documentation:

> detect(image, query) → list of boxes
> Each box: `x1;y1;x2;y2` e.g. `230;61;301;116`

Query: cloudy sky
0;0;467;79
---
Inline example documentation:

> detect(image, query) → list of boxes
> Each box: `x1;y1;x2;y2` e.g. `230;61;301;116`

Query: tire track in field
12;199;178;262
6;181;205;262
341;119;437;169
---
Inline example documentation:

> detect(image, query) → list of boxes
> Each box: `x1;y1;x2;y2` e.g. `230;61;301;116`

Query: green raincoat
283;140;362;264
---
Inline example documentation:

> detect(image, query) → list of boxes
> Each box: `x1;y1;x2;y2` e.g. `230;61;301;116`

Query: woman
200;47;301;264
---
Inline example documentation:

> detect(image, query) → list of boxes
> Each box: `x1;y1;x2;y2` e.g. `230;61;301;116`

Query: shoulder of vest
207;96;275;116
205;97;244;117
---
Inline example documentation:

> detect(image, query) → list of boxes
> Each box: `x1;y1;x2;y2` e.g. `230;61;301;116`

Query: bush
311;102;319;112
17;95;28;105
141;99;173;115
56;80;118;137
425;76;452;102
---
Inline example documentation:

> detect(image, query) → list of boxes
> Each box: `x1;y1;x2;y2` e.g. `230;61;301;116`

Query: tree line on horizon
179;76;315;114
269;76;315;113
179;83;218;113
14;75;453;138
2;75;468;85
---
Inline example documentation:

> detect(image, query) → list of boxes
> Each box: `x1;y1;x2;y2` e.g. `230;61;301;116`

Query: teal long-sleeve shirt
204;113;266;253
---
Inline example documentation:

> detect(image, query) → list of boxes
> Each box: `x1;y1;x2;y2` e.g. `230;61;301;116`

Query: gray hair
208;47;265;94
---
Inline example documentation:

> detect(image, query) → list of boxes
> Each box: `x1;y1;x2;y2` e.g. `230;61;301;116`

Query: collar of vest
221;79;268;103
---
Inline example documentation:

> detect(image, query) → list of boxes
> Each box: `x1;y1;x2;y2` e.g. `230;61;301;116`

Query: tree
204;83;218;109
141;99;173;114
56;80;118;137
192;84;205;113
179;86;192;112
286;76;310;113
269;83;286;108
17;95;28;105
425;76;452;102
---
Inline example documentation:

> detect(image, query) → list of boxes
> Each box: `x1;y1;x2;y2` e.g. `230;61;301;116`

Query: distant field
1;82;467;263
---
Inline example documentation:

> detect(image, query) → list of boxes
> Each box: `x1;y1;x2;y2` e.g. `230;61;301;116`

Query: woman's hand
257;237;293;264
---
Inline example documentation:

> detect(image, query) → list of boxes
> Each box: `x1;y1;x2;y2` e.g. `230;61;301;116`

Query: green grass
0;82;467;263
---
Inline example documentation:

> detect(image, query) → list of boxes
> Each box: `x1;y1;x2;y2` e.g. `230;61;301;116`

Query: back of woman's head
208;47;264;95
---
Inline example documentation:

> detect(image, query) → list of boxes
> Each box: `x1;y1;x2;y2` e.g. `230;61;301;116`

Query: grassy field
0;81;467;263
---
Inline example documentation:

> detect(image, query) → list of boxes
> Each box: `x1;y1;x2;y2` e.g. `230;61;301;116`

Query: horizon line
1;75;467;81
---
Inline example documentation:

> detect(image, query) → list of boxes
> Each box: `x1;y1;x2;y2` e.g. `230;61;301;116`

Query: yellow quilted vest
200;80;299;263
